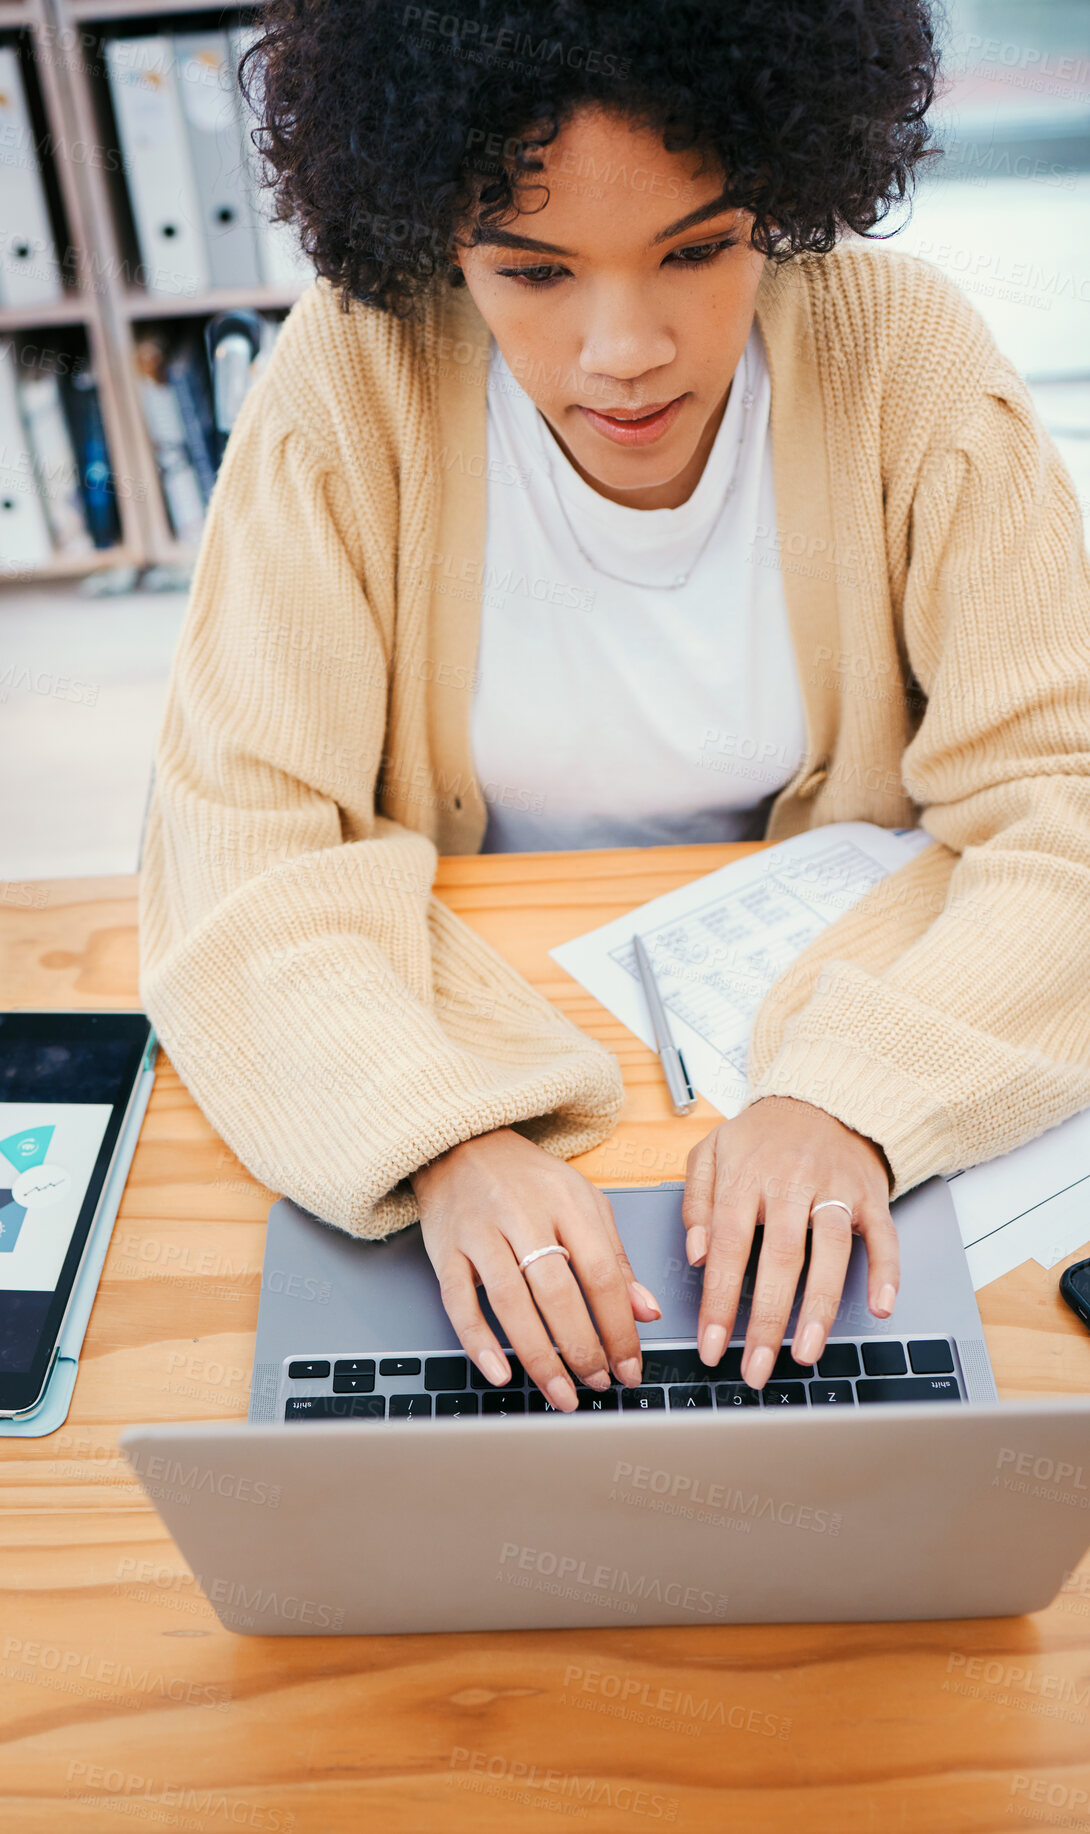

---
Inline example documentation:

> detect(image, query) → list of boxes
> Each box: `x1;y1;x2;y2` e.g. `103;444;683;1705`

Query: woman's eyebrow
473;191;738;258
650;191;737;244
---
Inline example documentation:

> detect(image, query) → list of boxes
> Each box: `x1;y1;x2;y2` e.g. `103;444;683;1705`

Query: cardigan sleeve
745;353;1090;1195
138;382;624;1241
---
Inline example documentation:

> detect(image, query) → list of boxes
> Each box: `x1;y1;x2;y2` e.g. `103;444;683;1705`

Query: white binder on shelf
228;24;313;290
173;29;263;291
16;368;92;556
0;339;53;570
0;47;64;308
105;35;211;299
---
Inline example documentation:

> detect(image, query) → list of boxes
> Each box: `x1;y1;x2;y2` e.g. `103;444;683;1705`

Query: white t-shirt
470;320;808;852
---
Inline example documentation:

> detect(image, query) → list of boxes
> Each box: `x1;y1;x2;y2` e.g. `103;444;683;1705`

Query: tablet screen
0;1012;152;1414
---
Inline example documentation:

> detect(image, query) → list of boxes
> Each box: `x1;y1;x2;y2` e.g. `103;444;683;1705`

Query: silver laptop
122;1177;1090;1633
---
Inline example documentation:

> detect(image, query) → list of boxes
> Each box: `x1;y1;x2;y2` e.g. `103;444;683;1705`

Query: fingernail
586;1368;611;1391
616;1357;642;1388
875;1284;897;1317
795;1322;823;1364
480;1349;509;1385
700;1324;726;1367
743;1345;774;1390
628;1280;662;1318
547;1375;577;1412
686;1228;708;1265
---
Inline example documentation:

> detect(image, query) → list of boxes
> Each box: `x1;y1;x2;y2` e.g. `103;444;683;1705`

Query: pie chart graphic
0;1125;55;1173
0;1125;62;1250
0;1190;27;1253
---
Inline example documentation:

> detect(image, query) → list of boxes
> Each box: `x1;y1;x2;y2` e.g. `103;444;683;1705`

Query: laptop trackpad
255;1183;878;1358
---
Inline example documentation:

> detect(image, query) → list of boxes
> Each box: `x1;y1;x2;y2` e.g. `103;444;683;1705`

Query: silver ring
810;1199;854;1223
517;1244;571;1274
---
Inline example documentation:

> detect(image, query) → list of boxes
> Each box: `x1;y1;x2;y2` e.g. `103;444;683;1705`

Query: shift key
856;1376;960;1404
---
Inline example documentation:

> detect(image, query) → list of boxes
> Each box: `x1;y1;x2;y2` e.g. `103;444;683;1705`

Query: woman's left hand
683;1096;898;1390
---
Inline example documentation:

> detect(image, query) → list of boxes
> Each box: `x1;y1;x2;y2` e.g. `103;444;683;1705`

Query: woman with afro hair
140;0;1090;1412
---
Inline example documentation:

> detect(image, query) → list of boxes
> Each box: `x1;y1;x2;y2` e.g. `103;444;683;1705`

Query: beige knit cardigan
138;240;1090;1239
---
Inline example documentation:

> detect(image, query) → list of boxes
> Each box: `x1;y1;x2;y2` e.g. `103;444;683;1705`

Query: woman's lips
578;395;686;446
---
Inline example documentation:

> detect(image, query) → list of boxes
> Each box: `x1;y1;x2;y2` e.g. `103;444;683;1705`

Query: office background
0;0;1087;881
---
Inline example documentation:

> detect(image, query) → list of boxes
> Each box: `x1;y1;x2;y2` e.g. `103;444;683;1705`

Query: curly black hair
243;0;942;319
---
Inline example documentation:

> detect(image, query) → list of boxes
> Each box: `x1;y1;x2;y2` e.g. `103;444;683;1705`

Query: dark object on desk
1060;1257;1090;1330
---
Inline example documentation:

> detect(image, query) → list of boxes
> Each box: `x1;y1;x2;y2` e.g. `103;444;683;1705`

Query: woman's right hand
410;1126;662;1412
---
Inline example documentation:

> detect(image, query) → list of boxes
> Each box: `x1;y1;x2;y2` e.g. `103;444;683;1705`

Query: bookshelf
0;296;91;332
0;0;309;584
0;0;140;578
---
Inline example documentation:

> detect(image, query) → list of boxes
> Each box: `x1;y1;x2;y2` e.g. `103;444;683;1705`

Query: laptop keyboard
282;1337;962;1420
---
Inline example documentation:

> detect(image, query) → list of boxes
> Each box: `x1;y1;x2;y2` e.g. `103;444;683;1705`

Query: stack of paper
950;1110;1090;1289
551;822;931;1117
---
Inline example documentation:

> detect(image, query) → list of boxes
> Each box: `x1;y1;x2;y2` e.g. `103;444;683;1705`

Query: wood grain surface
2;847;1090;1834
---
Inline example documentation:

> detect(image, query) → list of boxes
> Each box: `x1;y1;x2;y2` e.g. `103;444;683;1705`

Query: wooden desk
2;845;1090;1834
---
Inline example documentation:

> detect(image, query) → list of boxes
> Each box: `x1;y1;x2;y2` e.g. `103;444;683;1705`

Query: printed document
551;822;930;1118
550;822;1090;1288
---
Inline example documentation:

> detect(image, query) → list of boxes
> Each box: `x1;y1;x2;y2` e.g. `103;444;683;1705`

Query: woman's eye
497;235;736;287
667;237;736;266
498;265;566;288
